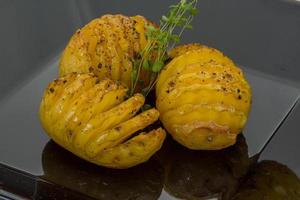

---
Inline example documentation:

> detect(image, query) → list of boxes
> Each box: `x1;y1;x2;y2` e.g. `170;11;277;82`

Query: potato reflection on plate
41;140;163;200
233;160;300;200
161;134;255;200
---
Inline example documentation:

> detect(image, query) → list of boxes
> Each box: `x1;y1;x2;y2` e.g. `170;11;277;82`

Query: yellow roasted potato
39;73;166;169
168;43;207;59
59;14;156;89
156;44;252;150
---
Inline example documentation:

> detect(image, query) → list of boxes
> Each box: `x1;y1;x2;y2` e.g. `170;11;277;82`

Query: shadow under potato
41;134;300;200
161;134;255;200
41;140;164;200
233;160;300;200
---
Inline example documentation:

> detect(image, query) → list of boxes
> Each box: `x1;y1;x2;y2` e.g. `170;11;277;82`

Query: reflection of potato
162;135;253;200
156;44;252;150
41;140;164;200
39;73;165;168
59;14;156;89
233;160;300;200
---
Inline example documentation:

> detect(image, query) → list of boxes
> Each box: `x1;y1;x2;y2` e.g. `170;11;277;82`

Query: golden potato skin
59;14;154;88
39;73;166;169
168;43;207;59
156;44;252;150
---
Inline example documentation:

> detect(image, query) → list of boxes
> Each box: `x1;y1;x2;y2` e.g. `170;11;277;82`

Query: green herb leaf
147;25;156;32
152;60;164;72
162;15;169;22
142;59;150;70
171;34;180;43
186;24;193;29
141;104;152;111
131;68;137;83
190;7;198;16
129;0;198;97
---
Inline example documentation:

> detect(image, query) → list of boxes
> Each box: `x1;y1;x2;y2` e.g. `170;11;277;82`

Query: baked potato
156;44;252;150
39;73;166;169
59;14;156;89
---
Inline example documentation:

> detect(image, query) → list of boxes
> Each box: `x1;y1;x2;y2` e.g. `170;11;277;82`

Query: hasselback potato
39;73;166;169
156;44;252;150
59;14;156;89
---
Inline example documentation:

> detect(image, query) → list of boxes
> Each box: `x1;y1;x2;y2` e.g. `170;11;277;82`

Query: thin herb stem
129;0;198;97
144;78;158;97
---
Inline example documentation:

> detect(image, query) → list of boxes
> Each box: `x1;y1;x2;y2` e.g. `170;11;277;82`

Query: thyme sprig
129;0;198;97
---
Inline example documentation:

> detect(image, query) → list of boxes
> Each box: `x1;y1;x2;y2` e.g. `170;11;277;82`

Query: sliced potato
156;44;252;150
157;63;250;104
59;14;157;89
162;103;246;132
84;108;159;158
40;73;165;168
157;86;251;115
168;43;206;58
73;93;144;151
94;128;166;169
161;104;246;150
157;46;235;92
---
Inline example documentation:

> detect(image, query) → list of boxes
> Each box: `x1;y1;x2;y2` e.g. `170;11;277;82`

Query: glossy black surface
1;0;300;199
1;135;300;199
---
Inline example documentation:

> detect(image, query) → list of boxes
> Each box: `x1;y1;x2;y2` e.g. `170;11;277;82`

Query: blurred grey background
0;0;300;100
